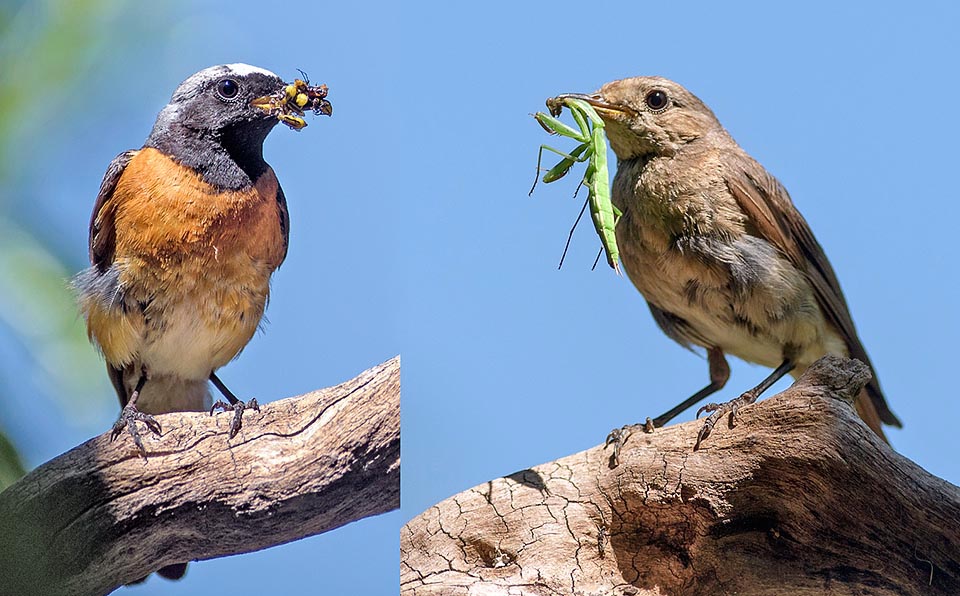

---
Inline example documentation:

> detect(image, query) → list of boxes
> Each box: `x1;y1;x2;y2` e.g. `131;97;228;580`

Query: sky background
2;1;959;595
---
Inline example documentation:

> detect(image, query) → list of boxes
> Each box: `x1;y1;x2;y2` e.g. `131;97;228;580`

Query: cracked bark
0;356;400;596
400;356;960;596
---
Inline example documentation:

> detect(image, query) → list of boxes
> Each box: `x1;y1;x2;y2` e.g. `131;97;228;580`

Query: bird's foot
694;390;758;450
210;397;260;439
642;416;657;433
111;404;162;457
605;425;635;468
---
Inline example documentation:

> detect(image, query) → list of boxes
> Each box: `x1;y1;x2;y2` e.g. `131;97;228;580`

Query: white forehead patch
170;64;282;103
224;63;278;78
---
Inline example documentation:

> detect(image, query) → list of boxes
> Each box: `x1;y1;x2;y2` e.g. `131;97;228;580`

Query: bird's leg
209;372;260;438
645;347;730;431
606;348;729;467
694;358;796;450
111;368;161;457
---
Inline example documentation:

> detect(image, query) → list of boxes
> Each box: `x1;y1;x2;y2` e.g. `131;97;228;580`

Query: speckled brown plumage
562;76;899;441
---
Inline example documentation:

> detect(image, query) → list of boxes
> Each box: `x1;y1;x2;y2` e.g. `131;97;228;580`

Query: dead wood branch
0;356;400;596
401;356;959;596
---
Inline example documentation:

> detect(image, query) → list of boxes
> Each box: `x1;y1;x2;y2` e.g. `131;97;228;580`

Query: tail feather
157;563;188;580
865;381;902;428
128;562;188;585
854;387;888;444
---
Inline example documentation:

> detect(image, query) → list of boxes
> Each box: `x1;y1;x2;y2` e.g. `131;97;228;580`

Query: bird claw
693;392;755;450
111;404;161;458
210;397;260;439
605;425;632;468
695;401;720;419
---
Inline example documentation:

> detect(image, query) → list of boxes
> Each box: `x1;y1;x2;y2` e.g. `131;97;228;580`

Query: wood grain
401;356;959;596
0;356;400;596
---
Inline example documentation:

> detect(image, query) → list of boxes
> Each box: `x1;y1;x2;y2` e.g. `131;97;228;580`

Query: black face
145;64;289;189
163;64;287;134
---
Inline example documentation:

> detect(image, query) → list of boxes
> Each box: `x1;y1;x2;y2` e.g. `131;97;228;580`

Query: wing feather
89;150;138;270
726;161;901;427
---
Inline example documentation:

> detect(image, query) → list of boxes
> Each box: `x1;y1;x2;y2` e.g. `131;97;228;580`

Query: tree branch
0;356;400;596
401;356;960;596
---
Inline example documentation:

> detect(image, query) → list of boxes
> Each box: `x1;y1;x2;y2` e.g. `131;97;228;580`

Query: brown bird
555;77;900;448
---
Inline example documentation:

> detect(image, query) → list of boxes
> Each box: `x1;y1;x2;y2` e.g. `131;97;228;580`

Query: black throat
145;117;277;190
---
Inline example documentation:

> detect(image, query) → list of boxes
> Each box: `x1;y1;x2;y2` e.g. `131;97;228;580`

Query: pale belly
80;255;274;383
101;269;271;414
617;223;848;372
665;300;845;370
138;294;263;381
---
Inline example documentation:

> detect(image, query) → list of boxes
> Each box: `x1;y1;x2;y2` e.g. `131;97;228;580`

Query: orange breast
113;148;286;270
87;148;287;375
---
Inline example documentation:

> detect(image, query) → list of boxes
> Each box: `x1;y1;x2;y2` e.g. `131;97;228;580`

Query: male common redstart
74;64;329;462
73;64;330;580
554;77;900;449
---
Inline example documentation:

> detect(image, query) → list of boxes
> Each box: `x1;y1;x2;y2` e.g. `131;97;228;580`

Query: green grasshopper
530;97;621;275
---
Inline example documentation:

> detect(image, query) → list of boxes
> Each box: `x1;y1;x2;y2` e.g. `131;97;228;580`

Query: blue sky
2;1;959;594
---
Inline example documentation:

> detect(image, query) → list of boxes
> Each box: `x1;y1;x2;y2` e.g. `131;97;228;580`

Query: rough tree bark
0;356;400;596
401;356;960;596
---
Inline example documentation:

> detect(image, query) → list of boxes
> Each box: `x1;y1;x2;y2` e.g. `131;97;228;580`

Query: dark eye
216;78;240;99
645;89;668;111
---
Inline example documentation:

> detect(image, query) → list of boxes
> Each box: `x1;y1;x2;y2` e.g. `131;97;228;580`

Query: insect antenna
529;150;545;196
559;195;590;270
591;247;603;271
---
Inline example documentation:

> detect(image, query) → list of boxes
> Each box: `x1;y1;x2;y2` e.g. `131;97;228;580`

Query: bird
552;77;900;449
72;63;327;579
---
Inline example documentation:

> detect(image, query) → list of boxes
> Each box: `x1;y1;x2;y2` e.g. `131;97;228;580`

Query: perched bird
74;63;323;449
73;64;325;453
72;63;327;579
555;77;900;448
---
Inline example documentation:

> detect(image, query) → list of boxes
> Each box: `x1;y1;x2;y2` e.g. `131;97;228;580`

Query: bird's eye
645;89;669;111
216;78;240;99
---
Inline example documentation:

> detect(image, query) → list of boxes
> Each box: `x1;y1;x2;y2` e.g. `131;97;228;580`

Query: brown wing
89;150;138;271
85;150;138;406
726;158;901;428
274;179;291;267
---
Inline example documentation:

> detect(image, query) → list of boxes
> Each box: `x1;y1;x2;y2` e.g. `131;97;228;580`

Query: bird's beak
250;95;277;112
549;93;636;120
251;79;333;130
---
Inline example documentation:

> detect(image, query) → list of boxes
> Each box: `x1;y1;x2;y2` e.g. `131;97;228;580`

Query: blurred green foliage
0;0;126;488
0;433;25;491
1;0;126;179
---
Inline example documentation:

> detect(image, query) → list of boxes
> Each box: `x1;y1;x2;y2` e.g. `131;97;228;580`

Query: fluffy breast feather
77;148;286;379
